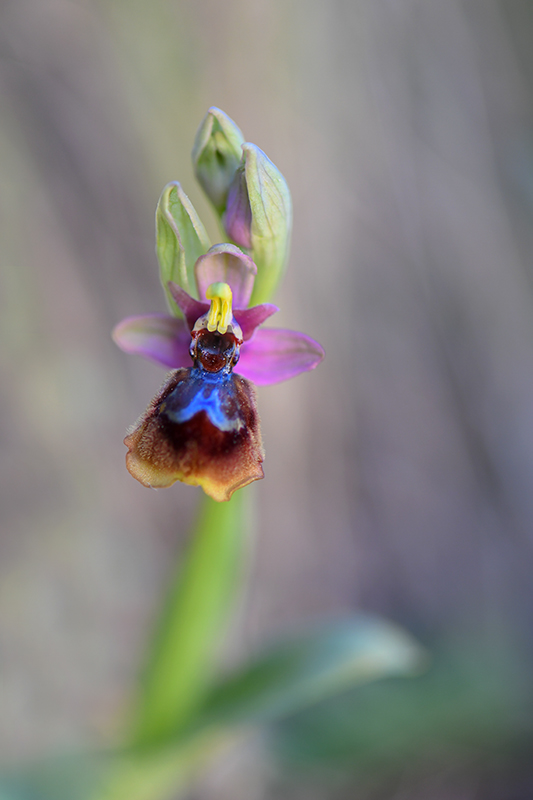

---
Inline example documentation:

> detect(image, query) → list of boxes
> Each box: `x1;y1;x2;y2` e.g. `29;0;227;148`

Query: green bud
192;107;245;214
155;182;211;314
225;143;292;305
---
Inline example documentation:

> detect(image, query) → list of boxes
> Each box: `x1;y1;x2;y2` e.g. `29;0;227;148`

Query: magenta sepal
112;315;191;369
236;328;325;385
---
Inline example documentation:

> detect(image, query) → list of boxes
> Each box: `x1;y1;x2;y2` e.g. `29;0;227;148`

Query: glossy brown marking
190;329;240;373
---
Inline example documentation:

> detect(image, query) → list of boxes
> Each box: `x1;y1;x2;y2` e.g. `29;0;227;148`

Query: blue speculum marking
162;369;244;433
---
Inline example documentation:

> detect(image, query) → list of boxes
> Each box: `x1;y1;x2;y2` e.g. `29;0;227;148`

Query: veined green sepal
226;143;292;305
155;182;211;314
192;107;245;215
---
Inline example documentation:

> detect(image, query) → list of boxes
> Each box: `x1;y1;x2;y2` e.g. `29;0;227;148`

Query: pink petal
168;283;209;330
112;315;192;369
236;328;325;385
234;303;279;341
195;244;257;308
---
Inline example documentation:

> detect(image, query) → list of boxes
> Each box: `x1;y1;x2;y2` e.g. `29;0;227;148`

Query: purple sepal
194;244;256;308
236;328;325;385
112;315;191;369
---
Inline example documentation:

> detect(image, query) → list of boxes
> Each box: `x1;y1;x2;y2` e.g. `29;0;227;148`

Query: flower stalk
129;491;250;747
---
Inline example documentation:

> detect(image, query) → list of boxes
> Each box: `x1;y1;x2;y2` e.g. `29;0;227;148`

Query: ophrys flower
113;245;323;501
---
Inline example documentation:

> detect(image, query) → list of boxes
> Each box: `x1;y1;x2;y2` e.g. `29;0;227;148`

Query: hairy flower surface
114;246;323;501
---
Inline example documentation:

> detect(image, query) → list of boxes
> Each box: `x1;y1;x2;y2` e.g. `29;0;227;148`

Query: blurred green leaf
194;616;425;728
4;617;423;800
0;736;229;800
129;490;251;747
95;616;422;800
272;637;533;777
0;753;107;800
155;182;210;311
91;731;227;800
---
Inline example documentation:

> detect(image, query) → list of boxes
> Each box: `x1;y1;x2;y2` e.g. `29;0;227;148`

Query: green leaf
0;737;228;800
90;731;226;800
194;616;426;727
155;182;210;311
273;636;532;775
129;490;251;747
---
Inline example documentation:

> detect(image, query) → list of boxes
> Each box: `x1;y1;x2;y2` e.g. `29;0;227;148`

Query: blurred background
2;0;533;797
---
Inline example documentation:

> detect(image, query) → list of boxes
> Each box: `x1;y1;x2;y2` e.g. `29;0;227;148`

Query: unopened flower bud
192;107;245;214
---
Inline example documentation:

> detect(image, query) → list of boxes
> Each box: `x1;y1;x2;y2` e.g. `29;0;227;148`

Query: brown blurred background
2;1;533;798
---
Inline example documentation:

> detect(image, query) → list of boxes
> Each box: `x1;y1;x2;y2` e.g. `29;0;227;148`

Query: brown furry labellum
124;329;264;502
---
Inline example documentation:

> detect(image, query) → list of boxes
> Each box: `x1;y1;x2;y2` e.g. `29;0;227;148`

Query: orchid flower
113;244;323;501
113;109;323;502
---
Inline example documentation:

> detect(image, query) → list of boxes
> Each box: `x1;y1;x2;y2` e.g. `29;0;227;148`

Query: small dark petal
234;303;278;340
167;282;208;329
124;369;264;502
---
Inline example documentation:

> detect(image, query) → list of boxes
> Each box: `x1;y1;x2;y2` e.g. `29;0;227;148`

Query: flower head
114;245;323;501
114;110;323;501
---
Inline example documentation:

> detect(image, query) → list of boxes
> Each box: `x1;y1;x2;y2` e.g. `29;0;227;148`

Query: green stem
130;489;250;746
89;490;252;800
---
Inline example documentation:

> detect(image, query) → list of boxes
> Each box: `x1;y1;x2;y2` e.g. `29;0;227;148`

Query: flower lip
124;367;264;501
